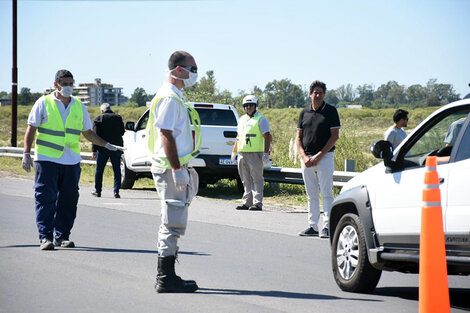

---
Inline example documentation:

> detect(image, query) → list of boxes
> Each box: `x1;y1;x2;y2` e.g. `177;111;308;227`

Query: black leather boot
155;255;198;293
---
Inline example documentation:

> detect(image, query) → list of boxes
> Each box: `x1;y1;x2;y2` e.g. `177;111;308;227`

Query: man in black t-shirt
296;81;340;238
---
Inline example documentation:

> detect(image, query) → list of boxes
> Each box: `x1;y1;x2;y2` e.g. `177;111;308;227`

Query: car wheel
331;213;382;293
120;155;136;189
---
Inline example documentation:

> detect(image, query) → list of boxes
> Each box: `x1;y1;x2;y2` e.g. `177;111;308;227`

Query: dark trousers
94;149;122;194
34;161;81;241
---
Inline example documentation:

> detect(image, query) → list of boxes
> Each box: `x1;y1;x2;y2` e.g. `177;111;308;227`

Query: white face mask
170;67;198;88
58;85;74;97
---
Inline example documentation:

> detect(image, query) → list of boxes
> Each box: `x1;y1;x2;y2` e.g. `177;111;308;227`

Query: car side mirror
371;140;393;160
125;121;135;131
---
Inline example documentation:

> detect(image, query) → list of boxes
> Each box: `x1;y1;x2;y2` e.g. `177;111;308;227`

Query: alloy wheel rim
336;225;360;280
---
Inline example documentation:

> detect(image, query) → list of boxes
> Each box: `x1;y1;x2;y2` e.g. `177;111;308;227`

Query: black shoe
40;238;54;250
248;205;262;211
236;204;249;210
114;193;120;198
91;191;101;197
155;256;198;293
54;238;75;248
298;227;319;236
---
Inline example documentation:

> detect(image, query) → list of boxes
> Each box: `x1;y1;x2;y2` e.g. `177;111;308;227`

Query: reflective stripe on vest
36;95;84;158
145;90;201;169
237;114;264;152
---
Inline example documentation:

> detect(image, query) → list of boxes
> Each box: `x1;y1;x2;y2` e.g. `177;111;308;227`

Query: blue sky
1;0;469;98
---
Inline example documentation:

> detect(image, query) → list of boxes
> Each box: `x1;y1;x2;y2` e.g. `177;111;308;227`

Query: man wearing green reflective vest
231;95;271;211
146;51;201;293
22;69;124;251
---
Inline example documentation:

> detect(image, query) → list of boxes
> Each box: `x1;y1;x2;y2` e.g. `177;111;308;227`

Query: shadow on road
0;244;211;256
374;287;470;311
198;288;380;302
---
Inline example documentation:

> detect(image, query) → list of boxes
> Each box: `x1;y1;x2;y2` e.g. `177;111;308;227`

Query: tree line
1;71;462;109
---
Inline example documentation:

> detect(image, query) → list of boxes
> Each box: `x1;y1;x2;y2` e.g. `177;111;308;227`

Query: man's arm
82;129;108;147
310;128;340;166
23;125;38;153
160;129;180;169
263;132;271;153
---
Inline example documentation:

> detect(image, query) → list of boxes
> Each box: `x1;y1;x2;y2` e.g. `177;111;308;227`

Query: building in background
75;78;125;106
45;78;125;106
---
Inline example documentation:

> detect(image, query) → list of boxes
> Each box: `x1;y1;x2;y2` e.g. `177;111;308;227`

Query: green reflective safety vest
36;94;84;158
145;88;201;169
237;114;265;152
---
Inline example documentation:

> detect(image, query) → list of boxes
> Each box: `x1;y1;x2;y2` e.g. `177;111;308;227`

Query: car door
445;114;470;239
128;109;151;169
372;110;469;244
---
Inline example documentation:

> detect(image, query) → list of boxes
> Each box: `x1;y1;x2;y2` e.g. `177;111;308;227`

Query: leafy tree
336;84;356;102
388;85;406;105
130;87;149;106
324;89;339;106
355;84;374;107
19;87;32;106
264;79;306;108
407;84;427;104
426;79;460;105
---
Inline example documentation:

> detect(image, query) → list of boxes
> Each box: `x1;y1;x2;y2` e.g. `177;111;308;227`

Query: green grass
0;104;439;209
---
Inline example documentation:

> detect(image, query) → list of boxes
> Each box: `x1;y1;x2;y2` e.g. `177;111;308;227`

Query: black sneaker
298;227;318;236
54;238;75;248
91;191;101;197
248;205;262;211
236;204;249;210
114;193;120;198
40;238;54;250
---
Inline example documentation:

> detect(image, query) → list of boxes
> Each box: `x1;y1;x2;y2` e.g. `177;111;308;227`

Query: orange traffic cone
419;156;450;313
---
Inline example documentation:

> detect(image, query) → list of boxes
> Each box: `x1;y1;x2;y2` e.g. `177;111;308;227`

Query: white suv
329;98;470;293
121;102;240;189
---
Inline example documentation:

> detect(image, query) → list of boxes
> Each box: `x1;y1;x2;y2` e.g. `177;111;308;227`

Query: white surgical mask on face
169;67;198;88
58;85;74;97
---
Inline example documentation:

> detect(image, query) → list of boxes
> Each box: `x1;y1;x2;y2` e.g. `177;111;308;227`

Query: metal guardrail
0;146;358;186
264;166;357;187
0;146;97;165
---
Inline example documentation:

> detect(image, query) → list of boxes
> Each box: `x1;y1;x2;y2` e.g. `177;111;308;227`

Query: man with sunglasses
146;51;201;293
384;109;408;149
231;95;271;211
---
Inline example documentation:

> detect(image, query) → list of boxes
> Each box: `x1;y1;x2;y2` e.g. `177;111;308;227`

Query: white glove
172;168;189;191
262;153;270;165
231;151;237;162
22;153;33;173
105;142;125;151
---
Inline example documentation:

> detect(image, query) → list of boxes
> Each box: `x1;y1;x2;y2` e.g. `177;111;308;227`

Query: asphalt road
0;176;469;313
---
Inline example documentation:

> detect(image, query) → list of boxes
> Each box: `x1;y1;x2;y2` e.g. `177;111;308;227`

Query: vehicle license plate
219;157;236;165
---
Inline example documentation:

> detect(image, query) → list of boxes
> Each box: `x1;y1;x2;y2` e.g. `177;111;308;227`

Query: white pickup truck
120;102;242;190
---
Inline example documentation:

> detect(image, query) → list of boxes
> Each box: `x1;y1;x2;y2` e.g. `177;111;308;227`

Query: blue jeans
94;149;122;194
34;161;81;241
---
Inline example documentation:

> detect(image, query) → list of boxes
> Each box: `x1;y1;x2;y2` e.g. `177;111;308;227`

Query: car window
136;110;149;131
193;108;237;126
454;117;470;162
402;110;469;167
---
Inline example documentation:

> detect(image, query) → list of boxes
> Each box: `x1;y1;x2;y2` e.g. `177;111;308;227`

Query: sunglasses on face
243;103;255;107
180;65;198;73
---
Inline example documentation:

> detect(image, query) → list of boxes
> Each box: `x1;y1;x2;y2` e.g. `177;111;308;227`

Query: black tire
331;213;382;293
120;155;136;189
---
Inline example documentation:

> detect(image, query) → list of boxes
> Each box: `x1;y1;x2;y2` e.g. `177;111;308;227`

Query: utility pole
11;0;18;147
